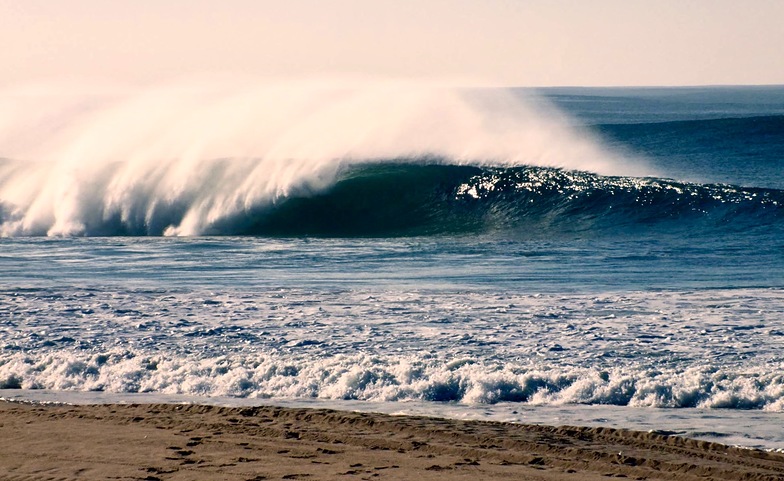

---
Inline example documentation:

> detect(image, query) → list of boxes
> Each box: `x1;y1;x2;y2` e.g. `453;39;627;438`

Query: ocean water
1;83;783;450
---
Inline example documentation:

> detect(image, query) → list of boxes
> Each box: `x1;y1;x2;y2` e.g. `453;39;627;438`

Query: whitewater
1;80;784;450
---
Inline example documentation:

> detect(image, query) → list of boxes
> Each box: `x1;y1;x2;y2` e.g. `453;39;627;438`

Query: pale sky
2;0;783;87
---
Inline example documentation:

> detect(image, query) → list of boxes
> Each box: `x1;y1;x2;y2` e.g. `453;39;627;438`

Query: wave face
0;80;651;237
240;163;784;237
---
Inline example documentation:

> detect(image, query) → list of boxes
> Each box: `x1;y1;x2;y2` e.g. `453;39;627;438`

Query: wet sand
1;401;782;480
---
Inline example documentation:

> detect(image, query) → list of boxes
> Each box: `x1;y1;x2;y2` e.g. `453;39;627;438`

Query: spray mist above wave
0;78;646;237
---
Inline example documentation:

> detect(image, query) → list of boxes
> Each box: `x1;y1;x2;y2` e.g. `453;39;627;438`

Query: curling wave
238;163;784;236
2;161;781;237
0;79;649;236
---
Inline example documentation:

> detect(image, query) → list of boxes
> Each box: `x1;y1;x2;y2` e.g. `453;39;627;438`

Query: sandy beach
0;402;782;481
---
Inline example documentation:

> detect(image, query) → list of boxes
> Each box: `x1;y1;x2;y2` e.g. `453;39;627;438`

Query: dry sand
0;401;782;480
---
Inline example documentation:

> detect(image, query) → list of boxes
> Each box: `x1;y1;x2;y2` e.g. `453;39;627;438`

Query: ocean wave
1;161;781;237
244;163;782;237
2;81;781;237
2;350;783;410
0;79;651;237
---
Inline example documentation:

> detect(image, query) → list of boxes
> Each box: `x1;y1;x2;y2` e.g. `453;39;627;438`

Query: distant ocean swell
2;350;783;410
598;115;784;157
1;162;782;237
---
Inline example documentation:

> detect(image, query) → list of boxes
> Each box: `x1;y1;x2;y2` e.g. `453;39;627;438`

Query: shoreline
1;401;783;480
4;389;784;452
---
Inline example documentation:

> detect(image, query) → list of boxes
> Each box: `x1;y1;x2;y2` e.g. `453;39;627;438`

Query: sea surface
1;84;783;450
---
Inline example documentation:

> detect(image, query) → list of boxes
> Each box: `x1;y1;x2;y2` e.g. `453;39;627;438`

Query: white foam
2;348;782;409
2;286;782;410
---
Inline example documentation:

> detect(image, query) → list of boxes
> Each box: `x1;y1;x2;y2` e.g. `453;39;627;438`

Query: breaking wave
2;350;783;411
0;79;653;237
2;160;781;237
223;163;784;237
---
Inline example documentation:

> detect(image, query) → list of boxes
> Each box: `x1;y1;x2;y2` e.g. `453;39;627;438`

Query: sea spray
0;78;646;236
